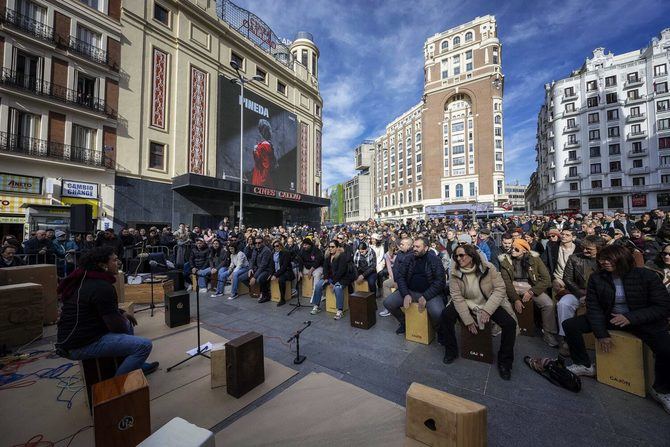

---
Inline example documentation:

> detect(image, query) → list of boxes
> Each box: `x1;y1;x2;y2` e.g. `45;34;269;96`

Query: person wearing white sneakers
562;245;670;414
309;239;354;320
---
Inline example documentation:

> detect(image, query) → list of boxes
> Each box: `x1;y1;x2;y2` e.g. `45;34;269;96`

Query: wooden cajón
0;283;43;348
270;279;292;302
210;343;227;389
301;275;314;298
353;280;370;293
460;322;493;364
406;382;487;447
92;369;151;447
349;291;376;329
0;264;57;324
596;330;648;397
226;332;265;398
404;302;434;345
325;284;349;313
80;356;126;412
249;282;261;298
516;300;535;337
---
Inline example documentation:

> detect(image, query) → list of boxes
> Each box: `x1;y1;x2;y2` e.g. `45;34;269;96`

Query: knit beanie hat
512;239;531;252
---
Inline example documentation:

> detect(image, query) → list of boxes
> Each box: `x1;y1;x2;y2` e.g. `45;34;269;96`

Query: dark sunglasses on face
662;252;670;257
455;253;468;258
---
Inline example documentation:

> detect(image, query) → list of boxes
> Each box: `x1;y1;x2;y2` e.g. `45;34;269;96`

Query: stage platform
2;286;669;446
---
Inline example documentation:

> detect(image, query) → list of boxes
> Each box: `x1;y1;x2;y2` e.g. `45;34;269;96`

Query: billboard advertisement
217;75;298;193
328;184;344;224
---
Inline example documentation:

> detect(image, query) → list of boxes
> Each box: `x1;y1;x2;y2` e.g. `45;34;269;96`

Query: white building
344;140;374;223
534;28;670;213
505;181;527;212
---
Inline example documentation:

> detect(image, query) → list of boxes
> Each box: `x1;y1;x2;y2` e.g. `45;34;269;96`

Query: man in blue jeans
56;246;158;376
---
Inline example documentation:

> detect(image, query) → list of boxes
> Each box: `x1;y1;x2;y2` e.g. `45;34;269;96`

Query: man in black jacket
562;245;670;413
297;238;323;297
0;245;24;268
380;237;413;317
383;238;447;334
23;229;55;264
246;237;273;303
353;242;377;293
270;242;294;306
189;238;211;291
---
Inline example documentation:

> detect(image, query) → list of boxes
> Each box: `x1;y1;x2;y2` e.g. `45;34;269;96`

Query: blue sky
233;0;670;189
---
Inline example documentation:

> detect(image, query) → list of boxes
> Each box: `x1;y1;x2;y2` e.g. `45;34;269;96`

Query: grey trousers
383;290;445;328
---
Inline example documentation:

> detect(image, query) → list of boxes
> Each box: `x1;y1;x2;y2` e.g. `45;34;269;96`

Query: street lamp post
229;60;264;229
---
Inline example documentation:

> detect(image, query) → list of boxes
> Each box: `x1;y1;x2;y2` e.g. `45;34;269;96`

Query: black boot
258;294;270;303
395;323;406;335
277;299;286;307
443;350;457;365
498;363;511;380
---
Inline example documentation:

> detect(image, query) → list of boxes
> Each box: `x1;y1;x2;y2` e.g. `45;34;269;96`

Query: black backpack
524;356;582;393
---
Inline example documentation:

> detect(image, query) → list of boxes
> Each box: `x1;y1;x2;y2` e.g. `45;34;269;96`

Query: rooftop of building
426;15;496;43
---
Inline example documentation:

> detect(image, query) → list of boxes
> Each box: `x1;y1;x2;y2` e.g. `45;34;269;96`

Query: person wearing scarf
56;246;158;376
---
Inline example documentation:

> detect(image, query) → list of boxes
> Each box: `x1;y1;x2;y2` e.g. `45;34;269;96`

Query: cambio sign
62;180;99;199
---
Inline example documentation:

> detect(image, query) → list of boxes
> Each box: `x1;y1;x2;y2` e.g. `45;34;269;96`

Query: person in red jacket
251;119;277;188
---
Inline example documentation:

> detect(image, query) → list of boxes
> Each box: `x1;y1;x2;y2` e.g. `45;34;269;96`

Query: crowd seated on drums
2;210;670;412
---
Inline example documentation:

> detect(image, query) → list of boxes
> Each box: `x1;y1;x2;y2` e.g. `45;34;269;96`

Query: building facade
344;140;374;223
504;181;527;212
0;0;122;237
375;16;507;221
534;28;670;213
114;0;325;229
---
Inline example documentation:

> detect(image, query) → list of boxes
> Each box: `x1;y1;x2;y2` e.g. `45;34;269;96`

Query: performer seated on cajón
309;239;355;320
56;246;159;376
383;237;447;335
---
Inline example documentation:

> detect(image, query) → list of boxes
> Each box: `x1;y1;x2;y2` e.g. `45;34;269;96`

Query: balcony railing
627;130;647;140
565;157;582;165
0;131;111;168
626;113;645;123
625;95;645;105
0;67;116;118
627;149;647;157
624;78;643;88
68;35;108;65
564;141;580;149
563;125;580;133
627;166;650;175
0;8;55;44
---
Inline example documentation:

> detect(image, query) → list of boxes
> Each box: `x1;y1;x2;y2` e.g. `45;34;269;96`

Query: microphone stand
135;254;156;317
168;274;211;372
287;273;305;316
287;321;311;364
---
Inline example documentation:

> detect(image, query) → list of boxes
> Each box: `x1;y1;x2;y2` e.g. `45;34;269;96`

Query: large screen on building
217;75;298;192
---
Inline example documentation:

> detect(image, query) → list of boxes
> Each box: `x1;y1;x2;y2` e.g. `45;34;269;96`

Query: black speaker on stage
70;204;94;233
165;290;190;328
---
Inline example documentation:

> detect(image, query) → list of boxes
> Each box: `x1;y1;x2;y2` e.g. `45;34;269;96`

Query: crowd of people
3;209;670;414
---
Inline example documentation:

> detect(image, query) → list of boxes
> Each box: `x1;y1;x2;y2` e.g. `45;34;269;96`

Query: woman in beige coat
441;244;518;380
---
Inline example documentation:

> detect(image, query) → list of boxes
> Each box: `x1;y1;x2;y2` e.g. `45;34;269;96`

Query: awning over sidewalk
172;173;329;208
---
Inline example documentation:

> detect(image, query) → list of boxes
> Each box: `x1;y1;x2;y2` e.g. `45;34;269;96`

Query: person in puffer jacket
353;242;377;293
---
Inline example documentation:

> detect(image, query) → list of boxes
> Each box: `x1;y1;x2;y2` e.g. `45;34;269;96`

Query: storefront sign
251;185;302;201
631;193;647;208
0;173;42;195
61;180;99;198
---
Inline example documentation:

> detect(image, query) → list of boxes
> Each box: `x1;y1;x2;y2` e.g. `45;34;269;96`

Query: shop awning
0;195;53;214
60;197;100;219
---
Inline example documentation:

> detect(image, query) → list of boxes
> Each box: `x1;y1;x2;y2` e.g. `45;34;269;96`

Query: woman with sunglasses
562;245;670;413
441;244;517;379
310;239;354;320
270;240;295;306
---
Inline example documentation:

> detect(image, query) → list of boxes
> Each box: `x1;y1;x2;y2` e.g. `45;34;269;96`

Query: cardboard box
403;303;434;345
596;330;647;397
406;382;487;447
0;283;44;347
301;275;314;298
325;284;349;313
0;264;58;324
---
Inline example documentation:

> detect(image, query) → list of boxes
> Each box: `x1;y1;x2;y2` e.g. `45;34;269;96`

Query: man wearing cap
499;238;559;347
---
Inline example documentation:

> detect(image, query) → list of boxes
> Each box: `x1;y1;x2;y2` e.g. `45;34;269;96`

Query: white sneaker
228;294;239;300
211;292;224;298
379;309;391;317
649;388;670;414
310;306;321;315
567;363;596;377
186;284;193;292
334;310;343;320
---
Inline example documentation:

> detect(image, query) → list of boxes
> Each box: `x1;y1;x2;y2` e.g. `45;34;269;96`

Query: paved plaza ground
193;289;670;447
